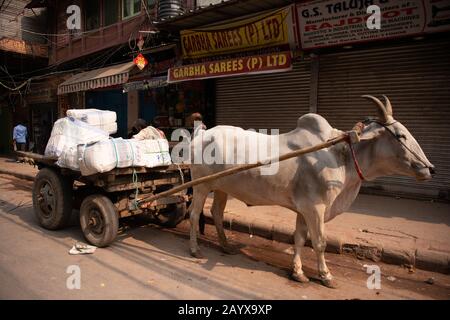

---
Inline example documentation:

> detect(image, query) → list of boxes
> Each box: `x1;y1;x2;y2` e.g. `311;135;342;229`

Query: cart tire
80;195;119;247
32;167;73;230
155;202;187;228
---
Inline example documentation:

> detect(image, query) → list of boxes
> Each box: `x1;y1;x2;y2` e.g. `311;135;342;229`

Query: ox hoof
222;245;240;255
190;250;204;259
291;273;310;283
321;278;339;289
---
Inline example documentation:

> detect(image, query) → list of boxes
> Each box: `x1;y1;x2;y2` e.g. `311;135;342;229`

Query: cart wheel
155;202;187;228
80;195;119;247
33;167;73;230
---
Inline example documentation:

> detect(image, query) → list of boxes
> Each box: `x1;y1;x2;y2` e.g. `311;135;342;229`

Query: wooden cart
18;151;190;247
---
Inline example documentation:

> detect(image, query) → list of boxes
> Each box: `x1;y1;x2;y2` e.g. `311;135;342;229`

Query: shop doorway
31;103;56;154
85;89;128;138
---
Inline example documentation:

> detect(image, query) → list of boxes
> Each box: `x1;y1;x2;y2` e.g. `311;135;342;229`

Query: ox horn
382;95;393;116
361;95;391;123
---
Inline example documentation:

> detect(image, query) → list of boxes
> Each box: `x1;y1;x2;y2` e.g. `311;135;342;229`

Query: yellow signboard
181;6;294;59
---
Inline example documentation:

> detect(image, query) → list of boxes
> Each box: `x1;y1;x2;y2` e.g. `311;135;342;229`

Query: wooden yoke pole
137;126;363;208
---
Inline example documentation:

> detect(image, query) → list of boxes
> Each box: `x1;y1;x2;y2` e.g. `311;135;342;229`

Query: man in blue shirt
13;121;28;162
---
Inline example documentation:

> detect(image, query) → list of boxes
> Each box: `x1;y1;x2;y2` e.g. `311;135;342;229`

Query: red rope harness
347;138;365;181
347;122;366;181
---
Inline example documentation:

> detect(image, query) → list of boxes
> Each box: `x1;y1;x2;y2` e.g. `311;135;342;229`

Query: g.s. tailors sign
168;51;292;83
297;0;450;49
180;6;297;59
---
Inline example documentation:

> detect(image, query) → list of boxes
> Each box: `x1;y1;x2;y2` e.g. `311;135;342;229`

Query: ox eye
396;134;406;140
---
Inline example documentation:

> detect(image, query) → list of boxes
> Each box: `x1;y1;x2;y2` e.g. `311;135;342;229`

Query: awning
58;62;136;95
25;0;50;9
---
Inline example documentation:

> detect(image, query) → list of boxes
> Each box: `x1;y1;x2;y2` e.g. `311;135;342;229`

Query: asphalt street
0;174;449;300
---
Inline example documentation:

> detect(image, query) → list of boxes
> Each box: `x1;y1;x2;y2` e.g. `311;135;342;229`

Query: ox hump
295;114;335;139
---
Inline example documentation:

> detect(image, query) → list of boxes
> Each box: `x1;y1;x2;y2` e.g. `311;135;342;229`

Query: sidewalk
1;155;449;274
0;155;38;181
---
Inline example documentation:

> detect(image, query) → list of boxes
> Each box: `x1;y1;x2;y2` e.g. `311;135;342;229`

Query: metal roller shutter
216;60;311;133
317;38;450;199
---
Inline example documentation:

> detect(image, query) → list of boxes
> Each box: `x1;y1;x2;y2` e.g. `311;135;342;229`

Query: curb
203;211;450;275
0;168;35;182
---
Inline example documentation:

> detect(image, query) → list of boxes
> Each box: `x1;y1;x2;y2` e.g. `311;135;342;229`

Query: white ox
188;96;434;288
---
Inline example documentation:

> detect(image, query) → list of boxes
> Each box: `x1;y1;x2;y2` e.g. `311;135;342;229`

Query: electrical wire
99;44;127;68
0;69;83;91
0;0;12;14
141;0;155;26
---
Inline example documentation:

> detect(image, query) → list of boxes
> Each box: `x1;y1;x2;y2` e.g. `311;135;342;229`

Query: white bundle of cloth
78;138;172;176
133;126;166;140
66;109;117;135
45;117;110;171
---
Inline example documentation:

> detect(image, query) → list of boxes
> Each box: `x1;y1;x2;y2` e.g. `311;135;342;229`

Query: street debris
425;277;435;285
403;264;415;274
387;276;397;282
69;243;97;255
283;247;295;255
6;200;31;213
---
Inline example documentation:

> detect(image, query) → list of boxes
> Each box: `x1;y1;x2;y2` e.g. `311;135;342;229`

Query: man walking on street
13;120;28;162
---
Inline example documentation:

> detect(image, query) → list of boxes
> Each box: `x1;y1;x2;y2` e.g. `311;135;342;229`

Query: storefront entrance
85;89;128;138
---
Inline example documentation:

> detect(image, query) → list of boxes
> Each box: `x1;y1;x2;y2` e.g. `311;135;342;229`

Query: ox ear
361;95;394;123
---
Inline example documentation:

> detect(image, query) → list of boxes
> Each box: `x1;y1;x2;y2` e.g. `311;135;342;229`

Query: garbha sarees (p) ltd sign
180;6;297;59
168;51;292;83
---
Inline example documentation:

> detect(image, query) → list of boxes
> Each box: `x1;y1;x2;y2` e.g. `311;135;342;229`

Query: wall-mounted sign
26;88;57;104
181;6;296;59
297;0;450;50
123;76;168;92
424;0;450;33
0;38;48;58
168;51;292;83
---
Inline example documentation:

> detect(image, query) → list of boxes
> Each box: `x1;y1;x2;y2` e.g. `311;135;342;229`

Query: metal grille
216;60;311;133
317;38;450;199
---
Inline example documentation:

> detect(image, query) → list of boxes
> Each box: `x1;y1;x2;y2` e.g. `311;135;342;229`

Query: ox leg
189;186;209;259
211;191;238;255
291;213;309;283
304;205;338;289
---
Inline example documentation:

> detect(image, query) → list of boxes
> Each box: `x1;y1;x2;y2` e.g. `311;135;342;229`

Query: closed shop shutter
317;38;450;199
216;60;311;133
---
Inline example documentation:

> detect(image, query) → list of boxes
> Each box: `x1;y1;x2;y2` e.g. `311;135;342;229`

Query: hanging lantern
133;53;148;70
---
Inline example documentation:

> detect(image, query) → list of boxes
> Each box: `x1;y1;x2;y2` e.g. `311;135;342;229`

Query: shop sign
26;88;56;104
423;0;450;33
180;6;296;59
168;51;292;83
297;0;450;50
0;38;48;58
123;76;168;92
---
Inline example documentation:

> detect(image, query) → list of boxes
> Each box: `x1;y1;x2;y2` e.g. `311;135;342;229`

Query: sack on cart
78;138;172;176
66;109;117;134
45;117;110;171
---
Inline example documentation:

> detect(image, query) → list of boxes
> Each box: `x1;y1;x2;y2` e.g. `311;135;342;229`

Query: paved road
0;174;449;300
